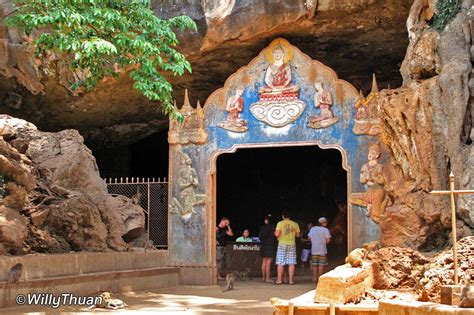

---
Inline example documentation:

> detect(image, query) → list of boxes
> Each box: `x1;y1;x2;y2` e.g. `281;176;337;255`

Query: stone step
0;250;168;281
0;266;179;308
0;250;175;308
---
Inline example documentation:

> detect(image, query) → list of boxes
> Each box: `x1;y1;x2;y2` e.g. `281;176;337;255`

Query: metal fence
105;177;168;249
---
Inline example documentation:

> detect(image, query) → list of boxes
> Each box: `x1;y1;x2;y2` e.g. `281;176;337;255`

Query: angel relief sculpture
218;88;248;132
250;39;306;127
169;152;207;220
307;82;339;129
349;144;390;224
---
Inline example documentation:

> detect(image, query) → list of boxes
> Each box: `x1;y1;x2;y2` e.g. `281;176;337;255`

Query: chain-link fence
105;178;168;249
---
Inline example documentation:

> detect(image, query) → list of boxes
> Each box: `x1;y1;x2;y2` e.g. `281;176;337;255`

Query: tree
5;0;197;120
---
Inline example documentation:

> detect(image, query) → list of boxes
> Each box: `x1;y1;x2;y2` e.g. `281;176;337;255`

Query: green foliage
5;0;196;119
0;172;6;200
432;0;461;31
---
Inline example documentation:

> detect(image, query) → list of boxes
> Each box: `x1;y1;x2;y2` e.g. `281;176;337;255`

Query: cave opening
216;145;348;266
95;129;169;180
129;129;169;179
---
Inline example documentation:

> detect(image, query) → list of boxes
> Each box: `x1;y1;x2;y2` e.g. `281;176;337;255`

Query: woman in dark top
258;215;277;283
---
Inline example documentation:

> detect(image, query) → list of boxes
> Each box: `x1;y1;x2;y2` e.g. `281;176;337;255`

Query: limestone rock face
377;1;473;248
0;115;145;254
0;0;411;148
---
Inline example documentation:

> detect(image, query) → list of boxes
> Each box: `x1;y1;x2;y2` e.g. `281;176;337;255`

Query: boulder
0;115;145;254
105;194;145;242
0;205;28;254
45;196;109;252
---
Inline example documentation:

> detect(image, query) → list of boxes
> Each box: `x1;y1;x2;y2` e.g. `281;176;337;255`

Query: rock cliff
0;0;411;147
377;0;473;249
0;115;144;254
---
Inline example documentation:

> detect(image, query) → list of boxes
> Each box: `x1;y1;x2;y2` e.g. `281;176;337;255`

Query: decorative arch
168;38;382;285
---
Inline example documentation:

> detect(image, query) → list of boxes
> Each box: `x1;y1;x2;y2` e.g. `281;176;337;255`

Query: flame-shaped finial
182;88;192;110
371;73;379;94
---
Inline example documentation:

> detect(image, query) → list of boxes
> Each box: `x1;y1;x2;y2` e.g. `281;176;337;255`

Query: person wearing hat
308;217;331;282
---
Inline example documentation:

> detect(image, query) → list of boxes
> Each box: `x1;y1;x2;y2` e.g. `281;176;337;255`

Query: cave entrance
215;145;349;276
168;38;382;285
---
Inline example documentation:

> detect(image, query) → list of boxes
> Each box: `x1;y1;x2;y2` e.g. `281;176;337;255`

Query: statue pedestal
314;261;374;304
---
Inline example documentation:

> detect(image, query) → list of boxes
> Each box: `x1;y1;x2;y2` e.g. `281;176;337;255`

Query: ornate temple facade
168;38;386;285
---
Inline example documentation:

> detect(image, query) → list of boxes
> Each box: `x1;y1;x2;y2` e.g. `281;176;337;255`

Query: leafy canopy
5;0;197;120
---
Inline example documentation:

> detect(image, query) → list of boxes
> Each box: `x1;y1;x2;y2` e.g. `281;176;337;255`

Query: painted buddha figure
249;38;306;127
258;45;299;100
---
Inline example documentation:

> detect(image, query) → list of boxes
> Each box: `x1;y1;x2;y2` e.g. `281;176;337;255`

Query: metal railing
104;177;168;249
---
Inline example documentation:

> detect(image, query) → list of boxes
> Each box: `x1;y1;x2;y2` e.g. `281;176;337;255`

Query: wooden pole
430;173;474;285
449;172;458;285
288;302;294;315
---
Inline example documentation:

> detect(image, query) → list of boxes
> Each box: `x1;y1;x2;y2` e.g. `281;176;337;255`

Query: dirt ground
1;273;317;314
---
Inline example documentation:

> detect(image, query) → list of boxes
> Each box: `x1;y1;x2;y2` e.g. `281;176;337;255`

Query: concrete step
0;266;179;308
0;251;177;308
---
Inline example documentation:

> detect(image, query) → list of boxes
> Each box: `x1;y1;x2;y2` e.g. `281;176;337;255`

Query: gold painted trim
203;37;359;114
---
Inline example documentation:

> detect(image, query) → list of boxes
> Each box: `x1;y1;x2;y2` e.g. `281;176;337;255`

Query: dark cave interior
216;146;348;257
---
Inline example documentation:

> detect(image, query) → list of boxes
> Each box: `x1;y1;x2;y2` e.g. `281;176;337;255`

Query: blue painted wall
168;39;380;267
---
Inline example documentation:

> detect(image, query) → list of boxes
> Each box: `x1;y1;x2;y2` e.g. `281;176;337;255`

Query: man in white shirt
308;217;331;282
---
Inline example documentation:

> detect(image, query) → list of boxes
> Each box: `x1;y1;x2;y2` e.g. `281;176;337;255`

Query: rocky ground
0;115;145;255
367;236;474;303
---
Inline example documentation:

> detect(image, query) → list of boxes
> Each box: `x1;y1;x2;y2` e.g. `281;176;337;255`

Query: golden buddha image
250;39;306;128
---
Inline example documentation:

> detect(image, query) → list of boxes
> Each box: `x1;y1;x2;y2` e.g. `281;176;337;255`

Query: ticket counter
226;242;276;277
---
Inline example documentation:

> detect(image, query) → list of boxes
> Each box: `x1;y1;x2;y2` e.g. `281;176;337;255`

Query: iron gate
105;177;168;249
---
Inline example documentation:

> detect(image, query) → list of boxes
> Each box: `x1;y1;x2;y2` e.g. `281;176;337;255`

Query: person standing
300;221;314;270
258;215;277;283
308;217;331;282
216;217;233;280
274;211;300;285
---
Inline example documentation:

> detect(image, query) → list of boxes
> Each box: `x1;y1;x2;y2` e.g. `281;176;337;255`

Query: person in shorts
300;221;314;271
274;211;300;285
308;217;331;282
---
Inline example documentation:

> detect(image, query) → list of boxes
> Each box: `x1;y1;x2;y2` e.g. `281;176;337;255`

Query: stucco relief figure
307;82;339;129
169;152;207;219
353;74;381;136
349;144;389;224
250;39;306;127
218;88;248;132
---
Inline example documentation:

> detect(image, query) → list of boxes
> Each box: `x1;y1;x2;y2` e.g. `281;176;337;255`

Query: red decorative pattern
260;92;299;102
